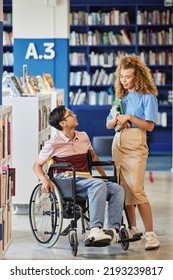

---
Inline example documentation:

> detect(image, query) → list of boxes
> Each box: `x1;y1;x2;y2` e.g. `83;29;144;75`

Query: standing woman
106;55;160;250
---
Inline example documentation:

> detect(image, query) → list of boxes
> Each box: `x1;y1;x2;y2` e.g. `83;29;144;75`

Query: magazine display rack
2;94;52;212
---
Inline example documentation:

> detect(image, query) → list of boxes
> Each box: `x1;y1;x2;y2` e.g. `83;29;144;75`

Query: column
13;0;69;105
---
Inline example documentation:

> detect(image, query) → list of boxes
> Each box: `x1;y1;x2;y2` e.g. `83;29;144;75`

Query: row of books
3;31;13;46
70;8;172;26
168;91;173;104
69;89;87;105
69;88;173;107
69;88;114;106
0;166;16;208
3;13;12;25
158;92;173;105
156;112;168;127
139;50;172;66
70;50;172;67
90;51;134;66
70;70;115;87
70;9;130;26
152;71;167;86
39;105;51;132
5;67;56;96
138;28;172;46
70;29;136;46
69;52;87;66
3;52;14;66
70;69;169;87
137;9;172;25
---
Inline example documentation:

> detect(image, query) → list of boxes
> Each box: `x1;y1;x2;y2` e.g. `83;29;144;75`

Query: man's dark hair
49;105;66;131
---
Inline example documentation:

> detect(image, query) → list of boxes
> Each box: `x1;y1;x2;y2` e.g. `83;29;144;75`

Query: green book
112;98;124;114
111;98;124;132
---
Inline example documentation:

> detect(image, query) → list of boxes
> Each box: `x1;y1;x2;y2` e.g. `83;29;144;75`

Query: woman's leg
137;202;153;232
126;205;136;227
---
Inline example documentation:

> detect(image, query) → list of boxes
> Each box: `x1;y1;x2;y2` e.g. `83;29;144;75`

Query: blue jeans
75;177;124;229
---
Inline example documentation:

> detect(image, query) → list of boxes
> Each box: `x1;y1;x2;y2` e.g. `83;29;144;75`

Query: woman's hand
116;114;130;126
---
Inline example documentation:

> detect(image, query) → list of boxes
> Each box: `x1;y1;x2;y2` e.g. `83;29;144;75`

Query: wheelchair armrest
90;160;115;167
48;162;75;177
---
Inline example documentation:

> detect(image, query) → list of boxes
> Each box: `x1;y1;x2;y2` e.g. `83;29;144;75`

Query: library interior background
0;0;173;260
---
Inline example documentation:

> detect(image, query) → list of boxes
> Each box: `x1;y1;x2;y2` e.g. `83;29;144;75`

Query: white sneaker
145;232;160;250
105;228;120;244
88;227;112;243
128;227;140;238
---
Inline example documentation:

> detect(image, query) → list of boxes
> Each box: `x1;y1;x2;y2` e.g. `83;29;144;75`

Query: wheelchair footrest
85;237;111;247
118;232;143;243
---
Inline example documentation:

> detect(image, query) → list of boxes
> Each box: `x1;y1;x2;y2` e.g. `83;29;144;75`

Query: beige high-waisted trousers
112;128;149;205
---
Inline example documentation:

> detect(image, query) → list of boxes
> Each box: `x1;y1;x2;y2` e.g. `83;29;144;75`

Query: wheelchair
29;155;142;256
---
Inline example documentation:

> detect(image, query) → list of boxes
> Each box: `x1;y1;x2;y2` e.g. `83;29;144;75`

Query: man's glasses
61;110;75;121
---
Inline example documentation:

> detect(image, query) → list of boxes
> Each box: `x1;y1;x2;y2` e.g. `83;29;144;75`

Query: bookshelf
3;0;13;74
0;105;12;259
2;94;51;212
69;0;172;154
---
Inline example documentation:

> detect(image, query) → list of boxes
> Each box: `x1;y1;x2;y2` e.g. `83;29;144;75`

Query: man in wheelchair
33;105;124;246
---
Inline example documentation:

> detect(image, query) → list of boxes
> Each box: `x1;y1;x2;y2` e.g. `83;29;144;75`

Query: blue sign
14;38;69;105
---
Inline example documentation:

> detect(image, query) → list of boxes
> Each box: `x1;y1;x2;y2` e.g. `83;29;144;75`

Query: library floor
4;168;173;260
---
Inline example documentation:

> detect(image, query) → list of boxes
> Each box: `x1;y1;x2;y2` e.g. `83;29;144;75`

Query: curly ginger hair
114;55;158;98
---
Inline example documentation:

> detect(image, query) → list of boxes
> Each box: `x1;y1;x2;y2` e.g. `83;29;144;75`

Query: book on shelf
72;88;82;105
76;91;86;105
42;73;56;90
1;114;11;159
7;75;25;96
0;166;9;207
120;28;131;45
21;64;30;94
36;75;48;92
88;90;97;105
8;168;16;197
3;31;13;46
27;76;40;94
1;117;6;159
3;12;12;25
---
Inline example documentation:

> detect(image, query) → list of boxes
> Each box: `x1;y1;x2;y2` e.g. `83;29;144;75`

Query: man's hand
41;177;54;193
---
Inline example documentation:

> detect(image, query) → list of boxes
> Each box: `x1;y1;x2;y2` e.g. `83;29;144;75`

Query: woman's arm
116;114;154;132
106;117;131;130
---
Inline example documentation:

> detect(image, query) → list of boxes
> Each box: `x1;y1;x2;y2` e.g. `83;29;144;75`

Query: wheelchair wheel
29;181;63;247
119;227;129;251
70;231;78;256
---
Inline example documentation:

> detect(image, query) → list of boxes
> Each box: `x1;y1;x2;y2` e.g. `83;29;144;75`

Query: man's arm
90;149;107;176
33;157;53;192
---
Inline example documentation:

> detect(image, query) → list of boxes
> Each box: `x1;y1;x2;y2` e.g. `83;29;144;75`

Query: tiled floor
4;171;173;260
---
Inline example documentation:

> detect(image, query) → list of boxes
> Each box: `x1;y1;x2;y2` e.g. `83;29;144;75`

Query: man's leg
106;181;124;230
76;177;107;228
75;177;112;243
105;182;124;244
